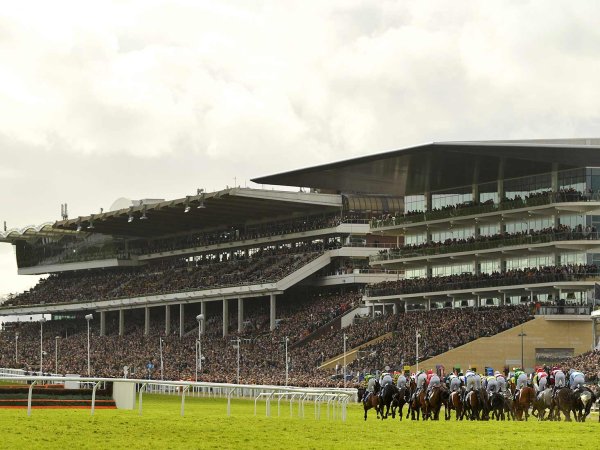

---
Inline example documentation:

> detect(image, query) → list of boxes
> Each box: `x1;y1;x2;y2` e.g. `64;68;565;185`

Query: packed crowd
559;350;600;382
367;264;599;297
130;214;345;255
349;305;532;372
0;290;360;386
0;291;536;387
8;244;327;307
371;188;587;226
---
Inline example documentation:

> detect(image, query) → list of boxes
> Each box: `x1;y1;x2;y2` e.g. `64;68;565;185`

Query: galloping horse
489;392;506;421
532;388;554;421
446;390;464;420
361;381;382;421
502;392;515;421
573;387;596;422
390;386;409;420
464;390;481;420
554;388;577;422
514;386;535;421
426;386;446;420
379;383;399;419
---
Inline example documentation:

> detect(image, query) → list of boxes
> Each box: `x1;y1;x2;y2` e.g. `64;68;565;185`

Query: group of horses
358;379;598;422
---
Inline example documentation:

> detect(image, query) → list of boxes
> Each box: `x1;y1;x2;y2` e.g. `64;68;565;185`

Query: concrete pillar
424;191;432;212
100;311;106;337
426;228;432;244
119;309;125;336
393;303;398;315
144;307;150;336
427;298;431;311
372;304;376;318
223;298;229;337
593;318;597;350
237;298;244;333
551;162;559;193
404;301;408;312
165;305;171;336
200;302;206;335
269;293;277;331
179;304;184;338
497;157;505;201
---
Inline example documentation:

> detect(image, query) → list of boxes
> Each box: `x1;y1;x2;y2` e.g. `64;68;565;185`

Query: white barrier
0;371;355;421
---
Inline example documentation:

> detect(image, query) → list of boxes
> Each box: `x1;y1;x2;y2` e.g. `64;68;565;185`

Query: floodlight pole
196;314;204;382
39;317;46;373
85;314;93;377
285;336;289;386
15;332;19;365
343;333;348;388
159;337;164;381
236;337;241;384
416;328;421;373
55;336;60;374
518;325;527;370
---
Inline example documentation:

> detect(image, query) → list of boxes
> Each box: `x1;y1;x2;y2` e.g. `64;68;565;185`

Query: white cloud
1;0;600;294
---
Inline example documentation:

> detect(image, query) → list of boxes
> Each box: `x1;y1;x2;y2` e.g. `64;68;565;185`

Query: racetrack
0;394;597;449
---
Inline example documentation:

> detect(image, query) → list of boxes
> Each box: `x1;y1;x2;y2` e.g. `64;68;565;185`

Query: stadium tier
1;139;600;385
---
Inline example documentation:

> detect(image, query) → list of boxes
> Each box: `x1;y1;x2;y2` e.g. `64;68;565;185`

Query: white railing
0;371;355;421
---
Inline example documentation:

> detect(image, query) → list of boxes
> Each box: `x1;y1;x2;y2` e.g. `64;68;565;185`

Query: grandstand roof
252;138;600;195
51;188;342;238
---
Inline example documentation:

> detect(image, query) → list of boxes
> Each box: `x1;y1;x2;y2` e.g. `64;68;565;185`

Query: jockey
513;368;528;400
449;373;461;393
552;368;566;394
363;375;378;402
495;371;507;393
532;369;548;393
412;370;427;401
568;369;585;391
380;372;393;394
426;373;441;395
486;375;498;394
396;373;407;389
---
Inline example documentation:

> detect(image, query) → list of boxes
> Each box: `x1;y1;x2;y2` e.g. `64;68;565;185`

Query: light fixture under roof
140;206;148;220
76;223;82;232
184;205;191;213
128;214;134;223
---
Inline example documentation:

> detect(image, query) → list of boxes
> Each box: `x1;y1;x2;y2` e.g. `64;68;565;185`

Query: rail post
138;383;148;415
90;381;102;416
27;381;38;417
180;385;190;416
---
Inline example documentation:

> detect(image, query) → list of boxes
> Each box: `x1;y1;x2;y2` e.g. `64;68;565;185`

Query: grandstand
1;139;599;385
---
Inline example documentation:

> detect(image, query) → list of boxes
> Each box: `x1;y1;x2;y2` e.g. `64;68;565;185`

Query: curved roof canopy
252;139;600;196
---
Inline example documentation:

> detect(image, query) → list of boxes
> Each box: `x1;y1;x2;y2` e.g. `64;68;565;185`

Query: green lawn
0;394;597;449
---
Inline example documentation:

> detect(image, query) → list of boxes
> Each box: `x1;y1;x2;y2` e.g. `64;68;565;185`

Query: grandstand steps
408;315;593;373
318;332;393;370
291;307;358;349
276;252;332;291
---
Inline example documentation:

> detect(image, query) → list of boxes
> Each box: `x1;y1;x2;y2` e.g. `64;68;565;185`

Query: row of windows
404;252;589;278
404;214;591;243
404;167;598;212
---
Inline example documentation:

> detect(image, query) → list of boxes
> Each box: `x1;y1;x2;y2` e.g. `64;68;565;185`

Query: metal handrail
370;232;600;262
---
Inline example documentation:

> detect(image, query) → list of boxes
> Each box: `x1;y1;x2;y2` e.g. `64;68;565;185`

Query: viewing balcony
370;231;600;266
370;191;600;233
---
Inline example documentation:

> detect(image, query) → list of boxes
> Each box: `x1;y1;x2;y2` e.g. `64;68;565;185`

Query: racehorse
514;386;535;421
478;388;490;420
379;383;399;419
361;381;382;421
554;387;577;422
573;387;596;422
426;386;446;420
489;392;505;421
464;390;481;420
502;392;515;421
446;390;464;420
532;388;554;421
390;386;409;421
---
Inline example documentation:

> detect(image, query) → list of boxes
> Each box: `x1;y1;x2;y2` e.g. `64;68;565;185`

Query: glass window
405;232;427;246
431;226;475;243
405;268;426;278
404;195;425;214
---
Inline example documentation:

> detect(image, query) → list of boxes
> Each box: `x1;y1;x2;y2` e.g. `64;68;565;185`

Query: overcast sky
1;0;600;296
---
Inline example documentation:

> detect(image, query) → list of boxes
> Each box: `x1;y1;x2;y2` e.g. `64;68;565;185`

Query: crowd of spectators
371;188;588;227
0;290;360;387
559;350;600;382
376;223;599;261
367;264;599;297
8;244;328;308
0;295;533;387
349;305;532;372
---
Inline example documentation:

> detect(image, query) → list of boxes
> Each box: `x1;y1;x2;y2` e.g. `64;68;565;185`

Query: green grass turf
0;394;597;449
